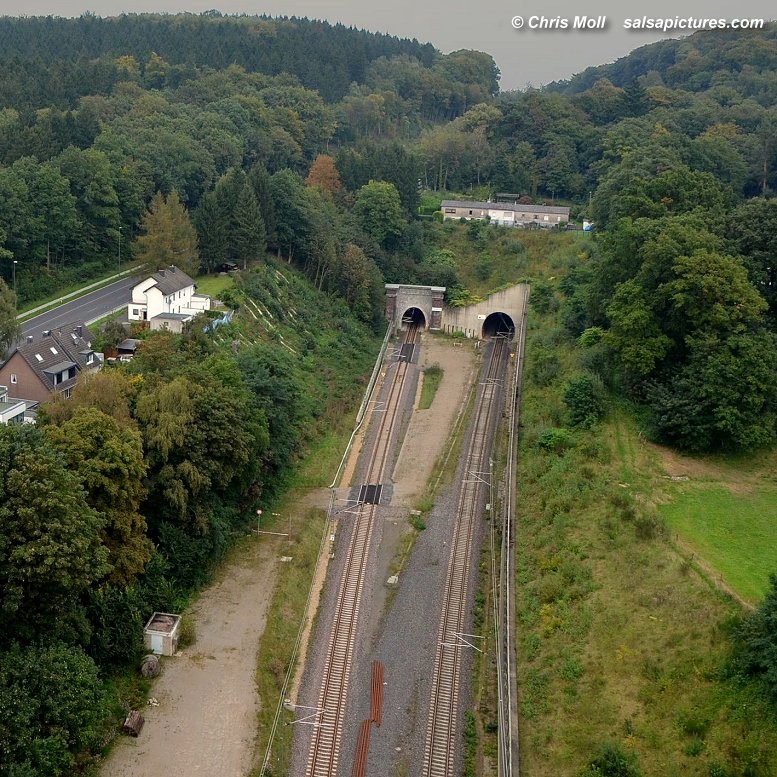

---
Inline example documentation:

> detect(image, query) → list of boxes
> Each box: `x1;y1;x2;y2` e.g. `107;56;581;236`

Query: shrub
733;573;777;704
531;280;555;313
579;326;605;347
537;427;574;454
564;372;607;427
579;742;643;777
528;344;561;387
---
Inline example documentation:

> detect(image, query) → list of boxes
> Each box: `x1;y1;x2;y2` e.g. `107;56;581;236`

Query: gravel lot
102;538;280;777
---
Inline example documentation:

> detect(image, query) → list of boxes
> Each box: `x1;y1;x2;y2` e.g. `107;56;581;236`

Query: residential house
0;385;26;425
440;199;570;227
127;266;210;330
0;322;100;404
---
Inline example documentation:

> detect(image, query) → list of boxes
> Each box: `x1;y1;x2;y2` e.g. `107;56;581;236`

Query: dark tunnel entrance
401;307;427;329
482;311;515;339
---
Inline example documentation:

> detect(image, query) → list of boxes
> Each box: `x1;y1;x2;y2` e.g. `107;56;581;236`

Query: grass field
193;273;234;298
509;291;777;777
661;486;777;603
418;363;443;409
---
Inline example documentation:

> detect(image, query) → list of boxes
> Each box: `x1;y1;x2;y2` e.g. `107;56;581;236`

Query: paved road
20;275;140;341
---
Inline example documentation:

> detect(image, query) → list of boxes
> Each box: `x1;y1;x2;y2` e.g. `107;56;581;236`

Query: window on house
35;354;43;362
469;210;473;215
86;353;94;365
62;387;72;399
132;308;139;316
50;347;58;355
10;373;16;383
543;215;549;221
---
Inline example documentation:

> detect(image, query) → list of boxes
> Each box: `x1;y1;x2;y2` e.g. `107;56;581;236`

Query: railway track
422;335;509;777
305;324;419;777
496;291;528;777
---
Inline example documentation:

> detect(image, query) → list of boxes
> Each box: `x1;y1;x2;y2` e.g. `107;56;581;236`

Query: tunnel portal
401;307;426;329
481;311;515;339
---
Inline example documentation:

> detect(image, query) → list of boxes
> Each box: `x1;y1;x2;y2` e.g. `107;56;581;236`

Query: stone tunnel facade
385;284;446;331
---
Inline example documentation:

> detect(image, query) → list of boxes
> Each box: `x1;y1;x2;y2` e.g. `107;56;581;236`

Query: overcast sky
1;0;774;90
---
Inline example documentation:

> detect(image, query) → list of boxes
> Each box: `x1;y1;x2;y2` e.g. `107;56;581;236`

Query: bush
527;344;561;387
579;742;643;777
537;427;574;454
579;326;605;347
531;280;555;313
734;573;777;704
564;372;607;428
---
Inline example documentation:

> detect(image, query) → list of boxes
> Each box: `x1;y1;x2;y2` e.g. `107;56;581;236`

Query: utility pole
12;260;17;294
118;225;122;270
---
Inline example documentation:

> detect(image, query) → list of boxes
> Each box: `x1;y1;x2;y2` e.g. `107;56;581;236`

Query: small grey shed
143;612;182;656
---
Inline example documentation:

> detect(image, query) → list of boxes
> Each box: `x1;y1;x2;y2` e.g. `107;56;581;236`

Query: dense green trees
0;643;110;777
0;278;17;358
0;426;108;642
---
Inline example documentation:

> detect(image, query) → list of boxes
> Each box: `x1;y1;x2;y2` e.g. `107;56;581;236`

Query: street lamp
118;226;122;270
12;260;17;294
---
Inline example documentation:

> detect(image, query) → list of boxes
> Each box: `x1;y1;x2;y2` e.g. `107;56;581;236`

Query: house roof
8;321;96;391
152;312;193;321
148;266;195;296
42;360;77;374
441;199;571;216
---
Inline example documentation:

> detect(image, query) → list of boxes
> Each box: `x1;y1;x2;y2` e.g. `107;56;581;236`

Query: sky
0;0;774;90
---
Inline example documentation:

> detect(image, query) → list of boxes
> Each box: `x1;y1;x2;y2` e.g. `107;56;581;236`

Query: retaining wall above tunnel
442;284;529;340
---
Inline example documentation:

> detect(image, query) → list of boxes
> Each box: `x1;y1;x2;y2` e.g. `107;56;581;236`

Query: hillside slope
547;23;777;101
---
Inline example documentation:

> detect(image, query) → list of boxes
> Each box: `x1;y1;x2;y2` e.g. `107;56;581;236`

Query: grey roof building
441;199;571;226
0;321;99;404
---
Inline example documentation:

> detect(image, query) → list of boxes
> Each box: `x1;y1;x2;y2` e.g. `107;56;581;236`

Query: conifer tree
248;162;277;249
232;185;266;269
135;190;200;277
306;154;343;199
194;190;228;272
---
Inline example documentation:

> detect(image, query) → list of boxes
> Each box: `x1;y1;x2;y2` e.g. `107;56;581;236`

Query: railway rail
496;292;528;776
422;335;510;777
305;324;419;777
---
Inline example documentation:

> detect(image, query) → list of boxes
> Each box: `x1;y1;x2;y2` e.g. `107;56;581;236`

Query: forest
0;12;777;776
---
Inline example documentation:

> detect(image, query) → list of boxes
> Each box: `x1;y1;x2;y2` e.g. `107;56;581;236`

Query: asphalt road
19;275;140;342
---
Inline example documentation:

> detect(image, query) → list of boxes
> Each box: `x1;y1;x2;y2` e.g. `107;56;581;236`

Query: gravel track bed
290;334;495;777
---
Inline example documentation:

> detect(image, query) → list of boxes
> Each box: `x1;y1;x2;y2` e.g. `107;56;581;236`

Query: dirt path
102;538;280;777
392;335;477;504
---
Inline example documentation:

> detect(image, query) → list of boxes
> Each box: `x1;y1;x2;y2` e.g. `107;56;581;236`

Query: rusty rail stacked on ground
422;336;509;777
370;660;384;727
351;661;385;777
306;328;418;777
